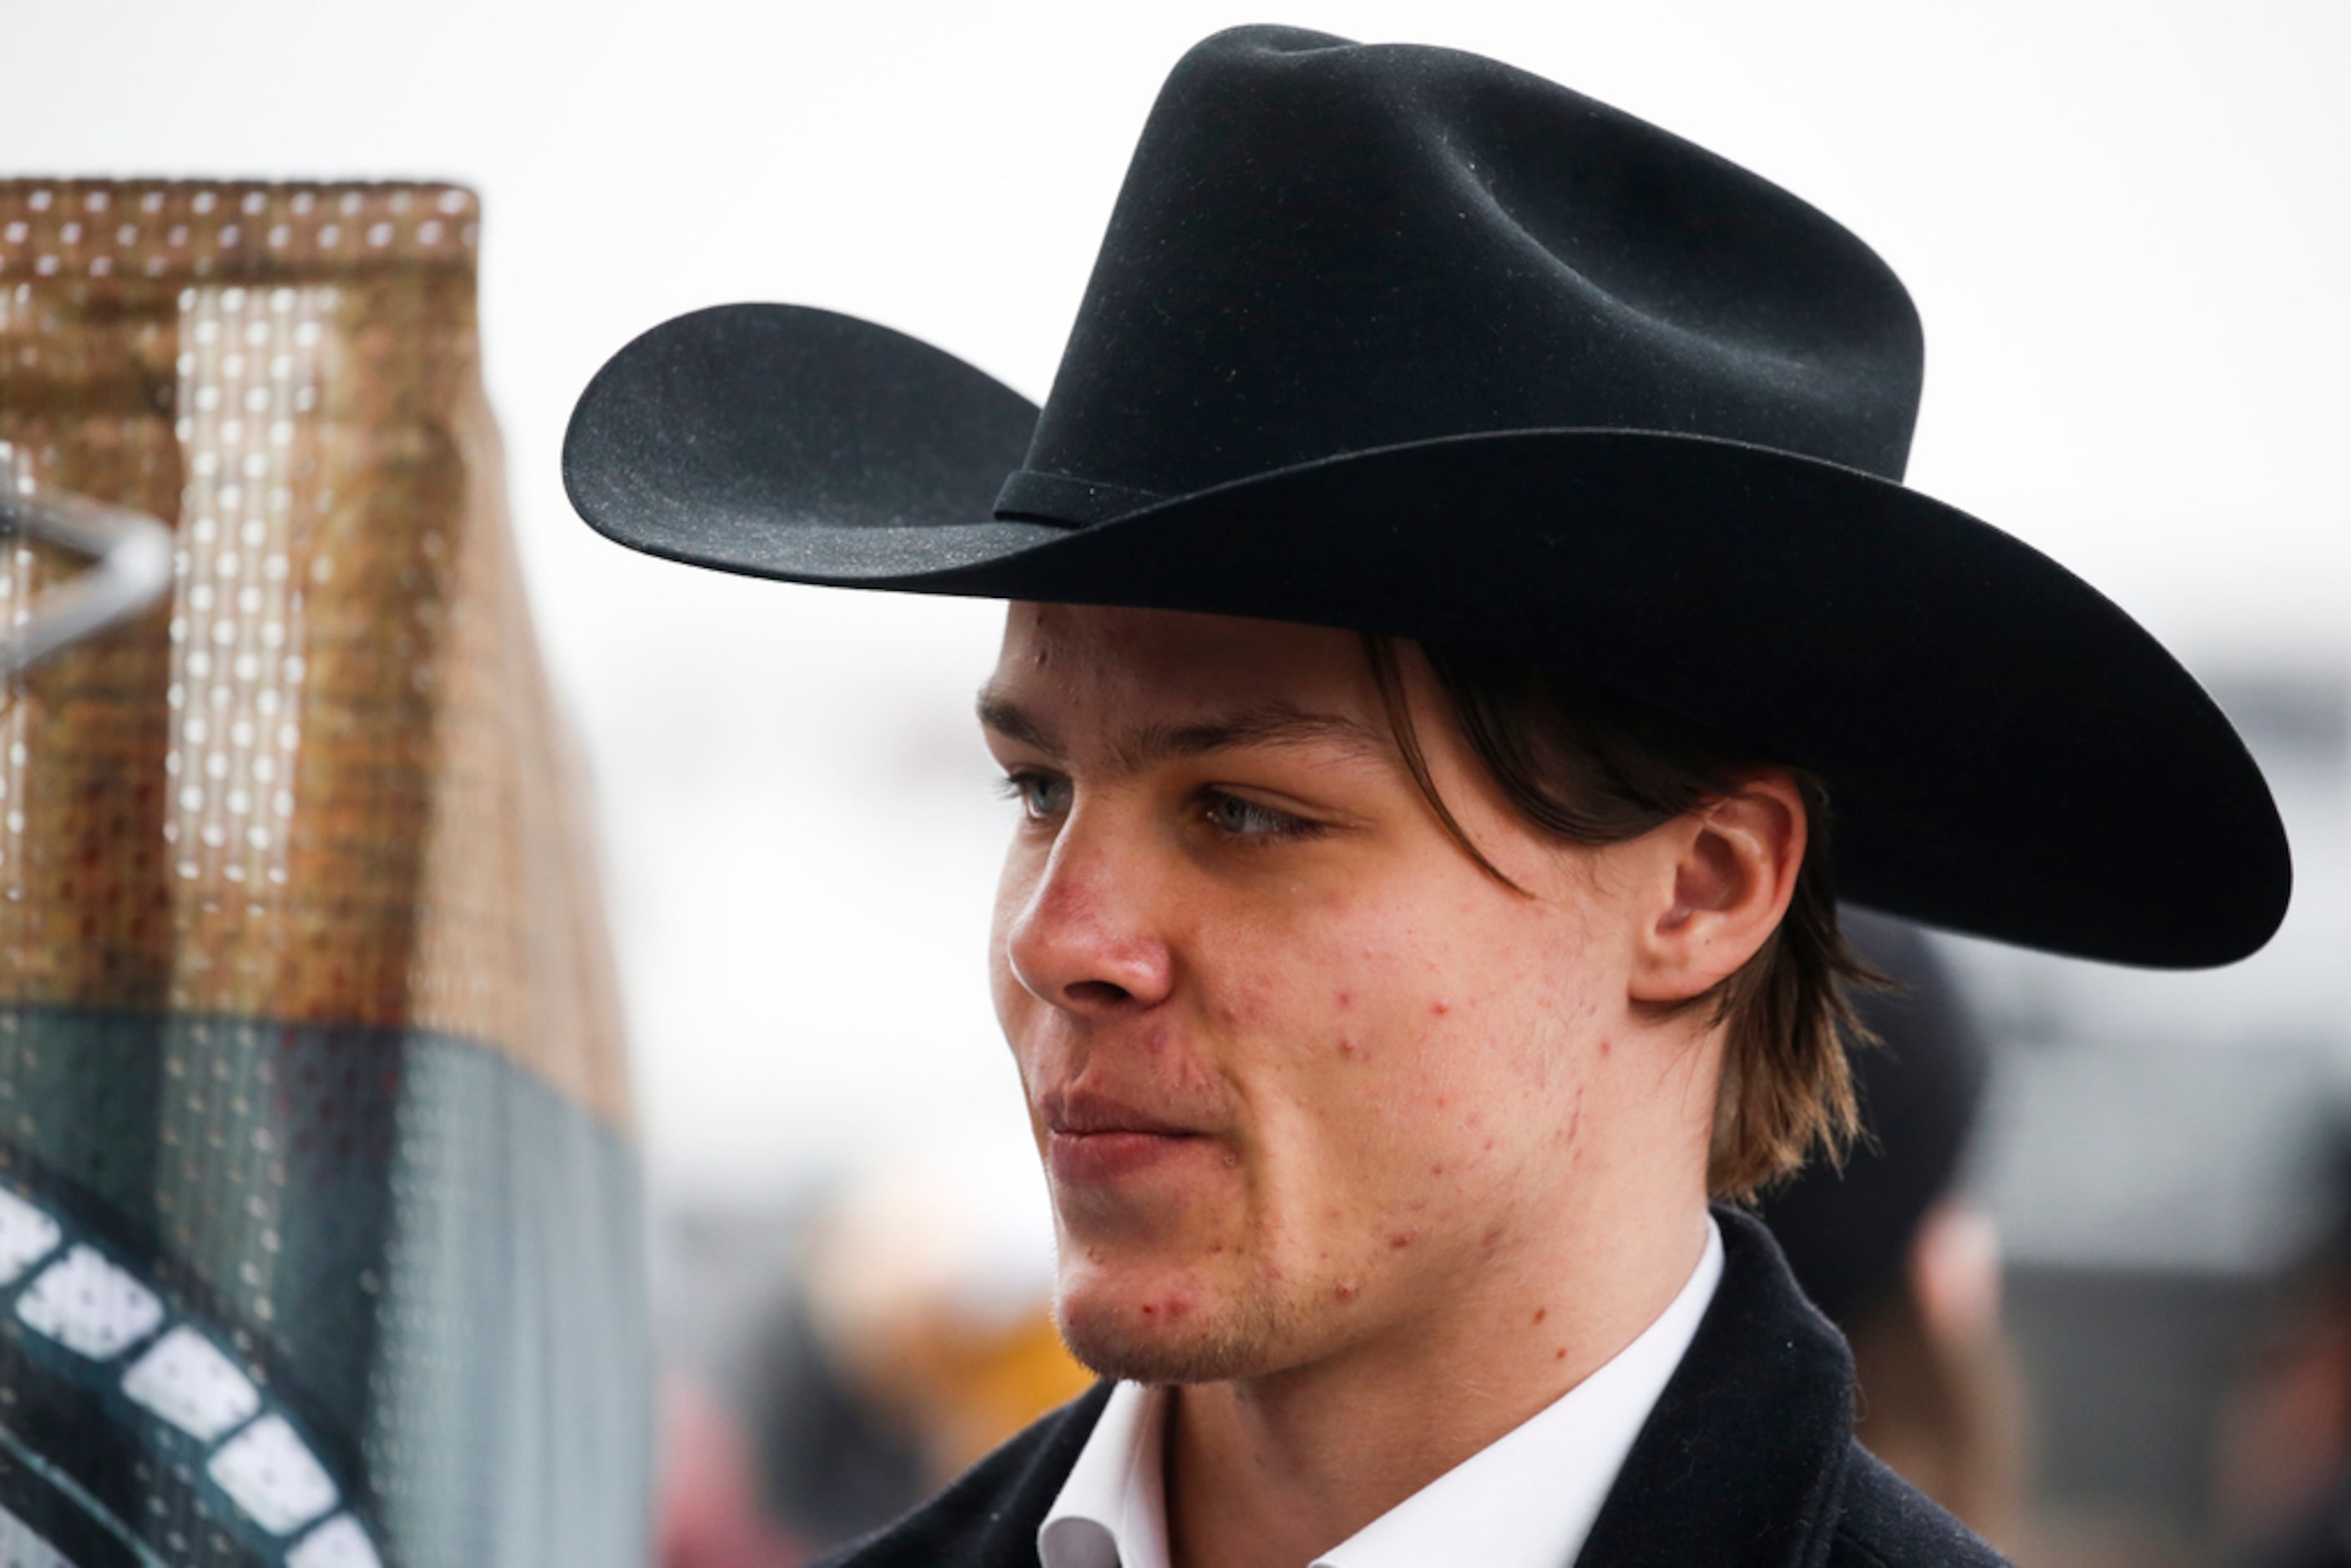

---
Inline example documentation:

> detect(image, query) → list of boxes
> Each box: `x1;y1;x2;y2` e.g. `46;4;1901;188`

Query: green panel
0;1005;650;1568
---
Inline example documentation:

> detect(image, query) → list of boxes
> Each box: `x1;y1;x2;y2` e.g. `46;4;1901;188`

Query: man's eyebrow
1125;704;1389;771
976;690;1057;756
977;687;1388;773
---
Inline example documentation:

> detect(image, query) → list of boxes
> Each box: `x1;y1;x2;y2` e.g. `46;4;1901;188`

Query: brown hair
1363;637;1877;1199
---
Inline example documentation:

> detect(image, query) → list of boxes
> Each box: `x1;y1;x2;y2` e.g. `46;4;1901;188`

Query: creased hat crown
1000;26;1926;526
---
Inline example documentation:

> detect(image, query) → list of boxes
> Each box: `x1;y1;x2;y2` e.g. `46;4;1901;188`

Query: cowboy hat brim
564;303;2290;969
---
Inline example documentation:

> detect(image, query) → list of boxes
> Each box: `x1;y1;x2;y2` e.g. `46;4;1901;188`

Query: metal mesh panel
0;180;649;1568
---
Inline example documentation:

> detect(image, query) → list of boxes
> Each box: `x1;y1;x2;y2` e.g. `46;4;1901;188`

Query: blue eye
1206;792;1307;838
1001;771;1071;822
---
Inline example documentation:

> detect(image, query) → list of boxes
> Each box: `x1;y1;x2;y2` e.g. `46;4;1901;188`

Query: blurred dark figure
1761;908;2027;1549
657;1150;1093;1565
2216;1135;2351;1568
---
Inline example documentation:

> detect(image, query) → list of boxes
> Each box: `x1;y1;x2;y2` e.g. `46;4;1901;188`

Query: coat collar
854;1206;1851;1568
1573;1205;1855;1566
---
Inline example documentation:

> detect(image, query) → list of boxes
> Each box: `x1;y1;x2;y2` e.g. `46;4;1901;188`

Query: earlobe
1629;775;1807;1006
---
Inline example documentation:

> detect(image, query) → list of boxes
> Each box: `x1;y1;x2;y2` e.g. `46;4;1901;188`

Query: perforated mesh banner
0;181;650;1568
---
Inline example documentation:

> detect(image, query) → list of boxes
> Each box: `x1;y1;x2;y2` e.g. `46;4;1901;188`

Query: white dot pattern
0;183;478;286
0;180;641;1565
166;284;327;898
0;299;34;908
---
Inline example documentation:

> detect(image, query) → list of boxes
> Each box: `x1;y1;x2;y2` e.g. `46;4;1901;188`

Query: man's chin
1054;1278;1287;1387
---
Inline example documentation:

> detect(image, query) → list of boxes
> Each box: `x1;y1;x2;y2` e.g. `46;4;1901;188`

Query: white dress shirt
1038;1217;1724;1568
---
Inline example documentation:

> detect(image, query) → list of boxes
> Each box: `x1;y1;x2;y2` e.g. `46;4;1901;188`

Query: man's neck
1160;1197;1714;1568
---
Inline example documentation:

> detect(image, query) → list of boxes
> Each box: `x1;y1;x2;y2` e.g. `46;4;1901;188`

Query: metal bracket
0;459;175;678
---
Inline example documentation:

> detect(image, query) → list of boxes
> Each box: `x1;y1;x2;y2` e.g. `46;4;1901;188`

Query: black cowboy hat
564;25;2289;969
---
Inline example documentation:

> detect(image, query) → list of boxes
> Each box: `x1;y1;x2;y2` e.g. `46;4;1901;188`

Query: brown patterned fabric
0;182;647;1568
0;180;627;1121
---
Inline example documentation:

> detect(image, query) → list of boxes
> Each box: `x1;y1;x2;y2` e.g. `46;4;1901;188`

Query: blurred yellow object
903;1306;1098;1478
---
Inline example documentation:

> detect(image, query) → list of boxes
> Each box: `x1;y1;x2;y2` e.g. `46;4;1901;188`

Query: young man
565;26;2289;1567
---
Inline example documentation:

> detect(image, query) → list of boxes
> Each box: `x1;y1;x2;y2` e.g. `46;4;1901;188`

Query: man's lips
1040;1088;1200;1138
1039;1090;1212;1184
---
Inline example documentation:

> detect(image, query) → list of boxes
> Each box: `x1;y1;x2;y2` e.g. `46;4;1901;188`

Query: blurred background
3;1;2346;1565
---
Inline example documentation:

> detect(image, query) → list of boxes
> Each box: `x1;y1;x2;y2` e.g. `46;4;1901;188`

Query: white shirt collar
1039;1216;1724;1568
1038;1378;1174;1568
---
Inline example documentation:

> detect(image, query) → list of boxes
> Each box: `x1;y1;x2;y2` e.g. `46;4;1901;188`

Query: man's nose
1002;808;1176;1014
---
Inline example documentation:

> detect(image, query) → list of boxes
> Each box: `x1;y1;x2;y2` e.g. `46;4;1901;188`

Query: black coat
814;1208;2009;1567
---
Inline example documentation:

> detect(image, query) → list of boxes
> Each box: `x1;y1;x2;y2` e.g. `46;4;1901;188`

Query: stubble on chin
1053;1274;1297;1387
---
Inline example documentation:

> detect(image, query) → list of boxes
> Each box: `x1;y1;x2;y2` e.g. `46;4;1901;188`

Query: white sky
8;0;2346;1196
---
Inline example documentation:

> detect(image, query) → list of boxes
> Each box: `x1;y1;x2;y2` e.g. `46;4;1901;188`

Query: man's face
982;604;1687;1385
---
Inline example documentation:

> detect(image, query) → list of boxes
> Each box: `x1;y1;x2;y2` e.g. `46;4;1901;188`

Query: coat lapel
816;1381;1113;1567
1573;1206;1855;1567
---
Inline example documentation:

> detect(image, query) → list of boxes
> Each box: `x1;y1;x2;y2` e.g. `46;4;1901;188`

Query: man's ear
1627;772;1807;1006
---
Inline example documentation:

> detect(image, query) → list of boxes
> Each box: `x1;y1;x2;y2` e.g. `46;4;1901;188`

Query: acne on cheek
1214;975;1279;1031
1322;979;1391;1061
1462;1108;1498;1155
